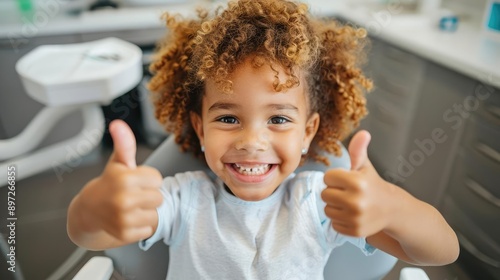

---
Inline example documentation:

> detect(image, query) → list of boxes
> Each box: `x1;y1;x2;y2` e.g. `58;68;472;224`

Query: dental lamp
0;37;142;186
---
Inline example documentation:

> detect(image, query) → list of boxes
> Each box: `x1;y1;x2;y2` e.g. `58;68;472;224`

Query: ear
190;111;204;146
303;112;320;150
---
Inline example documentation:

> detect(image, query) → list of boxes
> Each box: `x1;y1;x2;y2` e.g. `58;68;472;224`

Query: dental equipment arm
0;104;104;186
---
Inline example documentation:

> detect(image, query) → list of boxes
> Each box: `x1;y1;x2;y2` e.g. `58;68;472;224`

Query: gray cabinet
400;62;476;205
361;38;426;178
362;36;500;279
362;37;478;206
440;82;500;279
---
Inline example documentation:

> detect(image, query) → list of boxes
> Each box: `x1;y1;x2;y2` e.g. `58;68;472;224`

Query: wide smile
226;163;278;183
232;163;271;175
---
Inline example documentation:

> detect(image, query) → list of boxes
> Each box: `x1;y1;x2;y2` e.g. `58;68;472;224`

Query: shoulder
172;170;212;183
162;170;213;186
282;171;326;204
286;171;326;193
160;171;216;198
156;171;219;228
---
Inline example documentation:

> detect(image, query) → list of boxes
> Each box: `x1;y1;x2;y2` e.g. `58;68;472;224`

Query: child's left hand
321;130;397;237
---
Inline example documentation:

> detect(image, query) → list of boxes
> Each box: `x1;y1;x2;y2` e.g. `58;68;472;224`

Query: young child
67;0;459;278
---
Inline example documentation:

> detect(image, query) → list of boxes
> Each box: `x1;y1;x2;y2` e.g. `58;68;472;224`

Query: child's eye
217;116;239;124
269;116;290;125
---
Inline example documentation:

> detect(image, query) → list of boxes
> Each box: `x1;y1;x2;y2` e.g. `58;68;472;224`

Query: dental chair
79;136;398;280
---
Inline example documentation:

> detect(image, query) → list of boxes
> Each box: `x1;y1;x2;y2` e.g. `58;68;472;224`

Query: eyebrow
208;102;299;112
267;104;299;112
208;102;240;112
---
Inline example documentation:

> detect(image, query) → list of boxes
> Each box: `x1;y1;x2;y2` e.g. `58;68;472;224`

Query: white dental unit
0;37;142;185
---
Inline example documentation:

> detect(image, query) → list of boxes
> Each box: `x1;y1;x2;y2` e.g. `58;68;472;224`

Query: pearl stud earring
301;148;308;155
201;146;205;152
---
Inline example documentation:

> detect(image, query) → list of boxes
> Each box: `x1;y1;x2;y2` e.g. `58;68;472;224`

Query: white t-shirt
140;171;375;280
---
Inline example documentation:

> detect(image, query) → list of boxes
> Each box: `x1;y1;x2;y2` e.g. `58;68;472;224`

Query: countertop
311;1;500;90
0;0;499;88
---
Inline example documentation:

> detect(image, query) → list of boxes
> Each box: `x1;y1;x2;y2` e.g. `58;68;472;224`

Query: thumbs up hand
75;120;163;245
321;130;396;238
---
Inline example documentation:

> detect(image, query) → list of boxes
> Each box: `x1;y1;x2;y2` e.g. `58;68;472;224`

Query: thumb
348;130;371;171
109;119;137;169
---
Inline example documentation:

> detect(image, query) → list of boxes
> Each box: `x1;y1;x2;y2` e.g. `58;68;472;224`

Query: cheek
273;132;304;160
203;149;224;177
203;132;231;163
204;131;232;149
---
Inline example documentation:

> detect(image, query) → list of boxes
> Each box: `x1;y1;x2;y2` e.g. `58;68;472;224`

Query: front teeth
233;163;271;175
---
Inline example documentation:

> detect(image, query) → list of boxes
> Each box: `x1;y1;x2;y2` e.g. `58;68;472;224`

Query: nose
234;126;269;153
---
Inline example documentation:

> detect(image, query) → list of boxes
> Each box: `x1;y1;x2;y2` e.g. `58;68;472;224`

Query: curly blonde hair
148;0;372;165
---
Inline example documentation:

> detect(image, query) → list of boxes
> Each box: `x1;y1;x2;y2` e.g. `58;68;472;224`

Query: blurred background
0;0;499;279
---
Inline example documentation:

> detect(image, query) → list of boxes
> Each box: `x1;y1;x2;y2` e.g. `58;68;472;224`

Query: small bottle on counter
483;0;500;38
438;9;459;32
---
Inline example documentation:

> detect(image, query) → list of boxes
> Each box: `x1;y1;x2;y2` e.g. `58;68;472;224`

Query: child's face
191;58;319;201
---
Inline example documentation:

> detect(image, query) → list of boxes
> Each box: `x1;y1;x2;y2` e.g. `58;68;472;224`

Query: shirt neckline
216;174;295;207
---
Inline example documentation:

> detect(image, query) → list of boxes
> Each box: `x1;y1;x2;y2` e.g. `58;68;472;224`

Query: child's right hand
72;119;163;246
